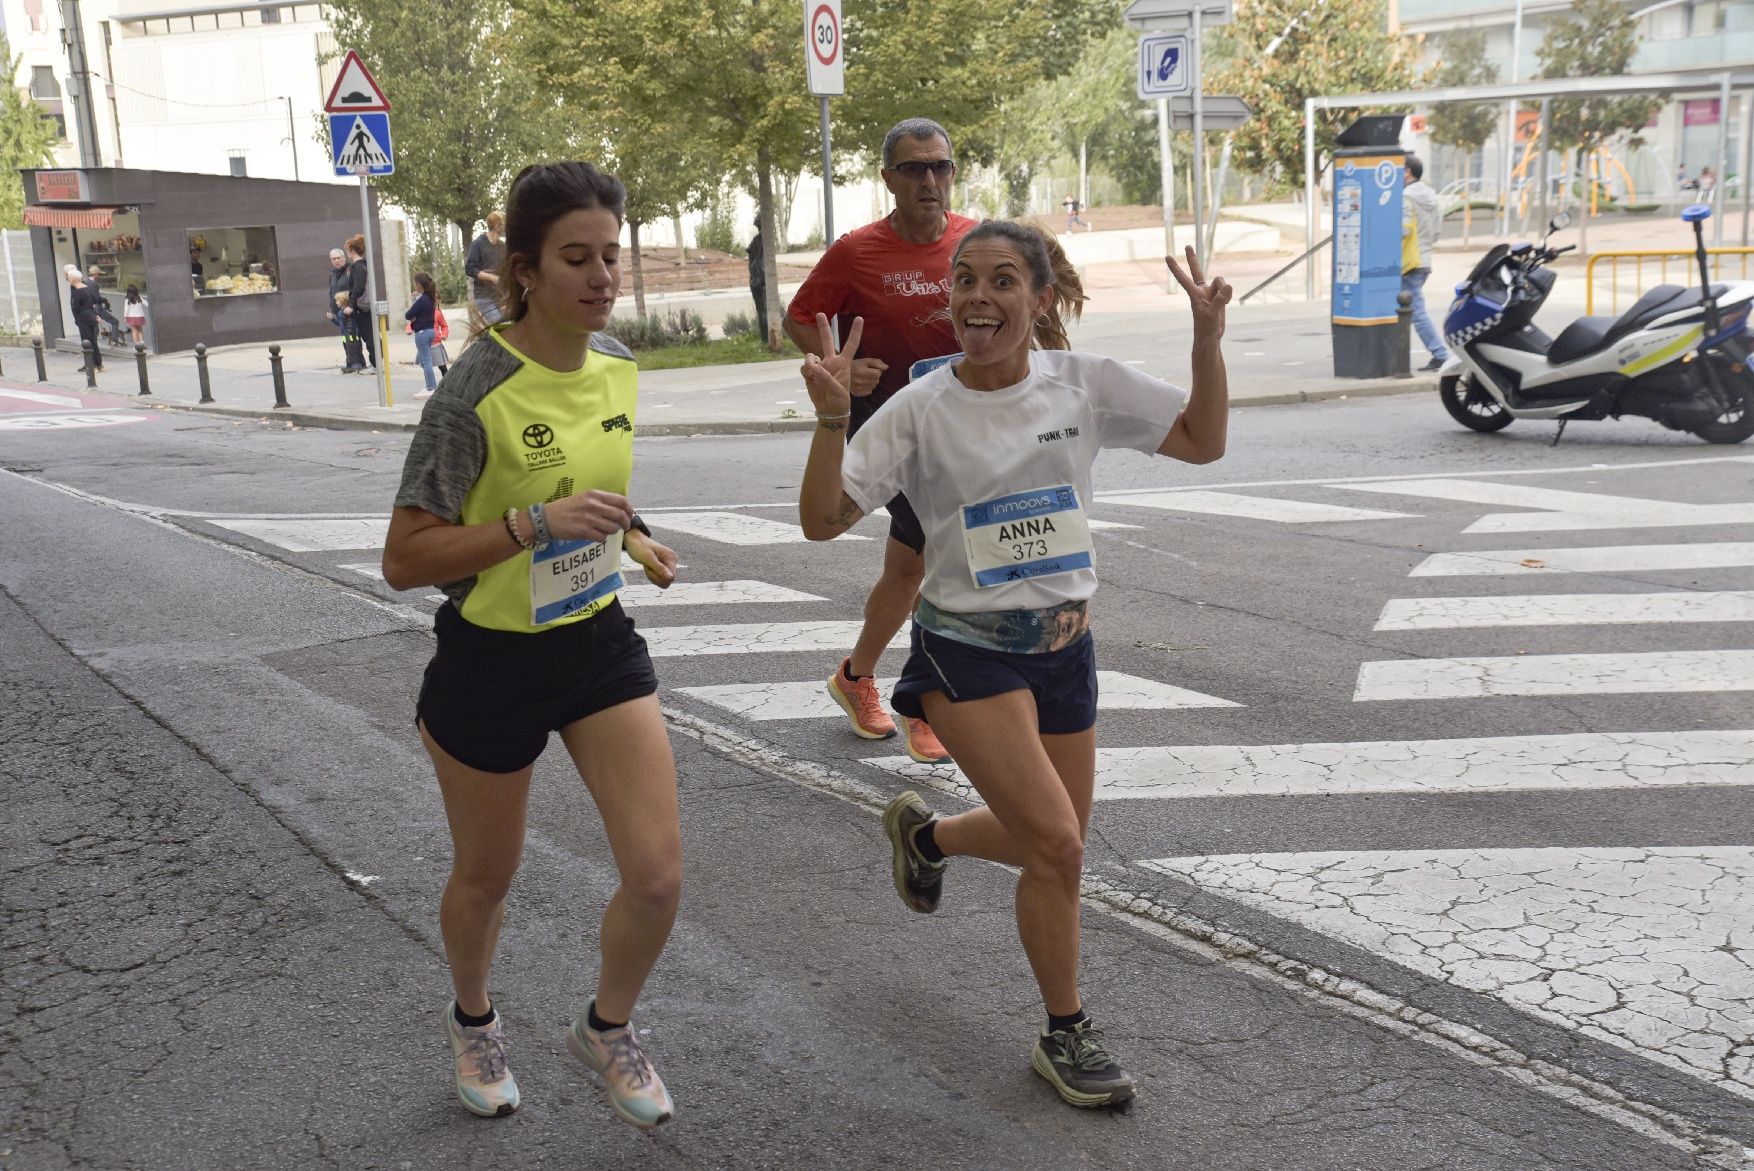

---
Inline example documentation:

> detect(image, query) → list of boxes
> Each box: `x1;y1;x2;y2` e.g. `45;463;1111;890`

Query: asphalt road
3;390;1751;1170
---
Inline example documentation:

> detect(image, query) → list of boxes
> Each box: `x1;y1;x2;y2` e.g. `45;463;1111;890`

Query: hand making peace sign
1166;246;1232;342
800;311;867;418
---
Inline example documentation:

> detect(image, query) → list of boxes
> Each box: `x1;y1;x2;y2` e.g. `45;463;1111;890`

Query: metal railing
1585;248;1754;315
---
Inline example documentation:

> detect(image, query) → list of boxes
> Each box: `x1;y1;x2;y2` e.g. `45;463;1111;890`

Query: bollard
195;343;214;403
32;337;45;381
81;340;97;388
269;343;289;409
1394;291;1414;379
134;344;152;396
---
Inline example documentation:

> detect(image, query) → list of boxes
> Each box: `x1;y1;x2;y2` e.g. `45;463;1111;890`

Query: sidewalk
1;279;1429;436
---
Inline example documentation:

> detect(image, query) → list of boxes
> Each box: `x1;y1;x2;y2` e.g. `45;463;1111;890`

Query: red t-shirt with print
788;212;977;423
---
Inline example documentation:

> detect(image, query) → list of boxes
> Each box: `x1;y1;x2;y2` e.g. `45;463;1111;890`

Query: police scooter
1436;204;1754;444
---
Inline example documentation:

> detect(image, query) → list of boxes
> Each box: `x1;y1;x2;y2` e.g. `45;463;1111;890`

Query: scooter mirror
1681;203;1712;223
1548;211;1571;232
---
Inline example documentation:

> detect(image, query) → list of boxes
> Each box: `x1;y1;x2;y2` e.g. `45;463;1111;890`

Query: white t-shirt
843;350;1188;614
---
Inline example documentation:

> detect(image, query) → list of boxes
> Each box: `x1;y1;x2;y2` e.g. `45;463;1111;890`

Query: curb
110;377;1433;435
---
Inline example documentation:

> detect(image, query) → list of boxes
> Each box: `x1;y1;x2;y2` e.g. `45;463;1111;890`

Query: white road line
208;516;388;551
1095;489;1413;524
1139;846;1754;1101
861;730;1754;801
1354;650;1754;701
1375;590;1754;630
0;388;83;408
1410;543;1754;577
1087;518;1142;531
0;412;147;430
643;621;908;658
678;670;1239;721
646;510;868;544
617;579;826;607
1339;477;1754;534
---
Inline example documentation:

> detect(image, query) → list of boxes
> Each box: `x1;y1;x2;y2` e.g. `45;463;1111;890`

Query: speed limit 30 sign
804;0;844;95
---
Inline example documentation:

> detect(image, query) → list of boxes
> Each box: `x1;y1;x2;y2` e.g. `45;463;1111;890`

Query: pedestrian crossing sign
329;112;394;177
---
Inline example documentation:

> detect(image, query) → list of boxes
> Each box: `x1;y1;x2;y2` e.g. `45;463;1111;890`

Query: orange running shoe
827;659;897;739
902;718;950;763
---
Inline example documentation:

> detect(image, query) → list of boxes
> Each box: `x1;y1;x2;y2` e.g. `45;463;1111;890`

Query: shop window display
189;226;280;297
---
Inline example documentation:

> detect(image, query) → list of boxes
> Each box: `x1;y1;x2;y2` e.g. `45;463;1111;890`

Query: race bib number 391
960;484;1093;588
531;533;623;625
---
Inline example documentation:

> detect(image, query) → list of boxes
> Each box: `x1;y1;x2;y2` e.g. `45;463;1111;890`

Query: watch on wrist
628;513;652;539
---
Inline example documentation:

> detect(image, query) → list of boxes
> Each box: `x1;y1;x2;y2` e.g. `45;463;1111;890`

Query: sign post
804;0;844;248
1126;0;1233;271
324;50;393;408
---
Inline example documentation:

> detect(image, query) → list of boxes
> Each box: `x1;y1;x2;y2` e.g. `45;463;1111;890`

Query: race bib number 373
531;533;623;625
960;484;1093;588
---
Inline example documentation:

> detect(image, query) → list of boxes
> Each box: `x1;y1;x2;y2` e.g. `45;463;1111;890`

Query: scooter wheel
1691;359;1754;444
1440;374;1513;432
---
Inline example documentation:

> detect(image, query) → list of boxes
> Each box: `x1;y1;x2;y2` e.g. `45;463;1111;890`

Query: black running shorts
417;598;658;774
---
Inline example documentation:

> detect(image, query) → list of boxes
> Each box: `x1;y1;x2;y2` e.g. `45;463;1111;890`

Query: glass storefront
81;210;146;297
189;226;280;297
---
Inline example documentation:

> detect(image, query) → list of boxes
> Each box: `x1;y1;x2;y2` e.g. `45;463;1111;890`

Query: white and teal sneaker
444;1003;519;1117
565;1015;674;1130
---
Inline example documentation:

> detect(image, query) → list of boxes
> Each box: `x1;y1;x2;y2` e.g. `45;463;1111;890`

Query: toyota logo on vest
522;423;555;448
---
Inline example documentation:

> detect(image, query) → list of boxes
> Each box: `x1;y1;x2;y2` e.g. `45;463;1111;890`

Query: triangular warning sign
324;51;390;114
335;116;391;171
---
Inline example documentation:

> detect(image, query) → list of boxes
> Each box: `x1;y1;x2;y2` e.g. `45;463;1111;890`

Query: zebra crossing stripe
1338;478;1754;534
643;511;868;544
642;621;908;658
1409;543;1754;577
1094;489;1413;524
1353;650;1754;701
1375;590;1754;630
860;730;1754;800
676;671;1239;721
618;579;825;607
209;516;388;551
1138;846;1754;1100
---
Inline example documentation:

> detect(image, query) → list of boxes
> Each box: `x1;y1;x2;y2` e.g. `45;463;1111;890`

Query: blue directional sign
329;112;394;177
1137;33;1190;100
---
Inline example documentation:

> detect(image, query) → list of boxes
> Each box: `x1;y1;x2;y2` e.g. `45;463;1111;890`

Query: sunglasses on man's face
890;159;955;181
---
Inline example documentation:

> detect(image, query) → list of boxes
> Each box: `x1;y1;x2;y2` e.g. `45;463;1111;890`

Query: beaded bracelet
503;507;535;550
528;500;554;548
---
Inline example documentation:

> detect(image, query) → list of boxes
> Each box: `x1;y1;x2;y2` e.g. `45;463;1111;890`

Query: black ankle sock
454;1002;496;1029
912;821;945;864
843;660;869;683
1047;1008;1088;1035
587;1001;627;1033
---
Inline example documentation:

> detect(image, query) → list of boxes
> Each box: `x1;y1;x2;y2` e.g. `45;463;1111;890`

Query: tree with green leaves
1210;0;1420;191
1425;29;1498;244
0;36;61;229
1536;0;1662;255
326;0;543;238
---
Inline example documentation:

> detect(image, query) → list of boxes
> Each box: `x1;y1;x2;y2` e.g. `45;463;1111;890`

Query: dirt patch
624;246;813;297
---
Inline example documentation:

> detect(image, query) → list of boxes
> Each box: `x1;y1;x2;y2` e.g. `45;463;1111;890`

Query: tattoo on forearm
830;496;860;529
817;419;847;433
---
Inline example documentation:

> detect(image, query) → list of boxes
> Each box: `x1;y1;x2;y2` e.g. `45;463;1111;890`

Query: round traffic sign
811;3;840;66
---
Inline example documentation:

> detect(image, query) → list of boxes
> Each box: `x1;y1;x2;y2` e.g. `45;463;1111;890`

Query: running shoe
1031;1018;1135;1108
902;718;950;763
827;658;896;739
565;1015;674;1130
413;390;433;399
883;789;946;913
444;1003;519;1117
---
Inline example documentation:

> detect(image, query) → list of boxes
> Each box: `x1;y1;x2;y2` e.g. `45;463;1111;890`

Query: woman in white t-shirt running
798;221;1230;1108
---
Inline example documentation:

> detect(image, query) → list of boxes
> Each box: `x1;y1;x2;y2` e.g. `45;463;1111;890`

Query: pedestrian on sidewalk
1062;194;1090;231
345;234;377;372
784;115;977;765
746;220;768;343
382;159;683;1131
466;211;505;330
65;265;104;372
1401;155;1449;372
797;225;1231;1109
123;286;147;347
326;248;359;371
406;271;440;398
86;267;124;347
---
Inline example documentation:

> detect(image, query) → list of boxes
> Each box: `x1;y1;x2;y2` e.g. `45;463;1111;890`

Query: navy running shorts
416;597;658;774
885;492;925;554
892;623;1098;735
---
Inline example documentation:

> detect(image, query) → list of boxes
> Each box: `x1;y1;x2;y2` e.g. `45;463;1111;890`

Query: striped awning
23;206;118;230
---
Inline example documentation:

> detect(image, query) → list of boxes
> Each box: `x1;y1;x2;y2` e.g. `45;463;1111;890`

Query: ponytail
951;220;1087;350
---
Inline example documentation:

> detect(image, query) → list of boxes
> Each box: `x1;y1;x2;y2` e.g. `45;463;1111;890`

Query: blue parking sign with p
330;112;394;177
1137;34;1190;100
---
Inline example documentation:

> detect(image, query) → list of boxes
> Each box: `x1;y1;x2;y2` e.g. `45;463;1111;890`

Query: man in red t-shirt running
786;117;976;763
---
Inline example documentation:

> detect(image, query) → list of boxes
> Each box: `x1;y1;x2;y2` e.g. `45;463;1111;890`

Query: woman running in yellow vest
799;223;1231;1108
383;161;681;1129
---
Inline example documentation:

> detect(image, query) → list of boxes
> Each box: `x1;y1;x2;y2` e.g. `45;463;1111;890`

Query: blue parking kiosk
1330;115;1407;378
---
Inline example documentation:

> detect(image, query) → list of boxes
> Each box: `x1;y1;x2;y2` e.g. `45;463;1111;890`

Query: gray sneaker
883;790;946;913
1031;1018;1135;1108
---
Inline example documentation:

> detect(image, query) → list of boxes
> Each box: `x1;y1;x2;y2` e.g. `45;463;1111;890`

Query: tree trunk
1576;146;1590;258
674;215;687;264
757;143;784;353
775;169;800;250
629;217;646;317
